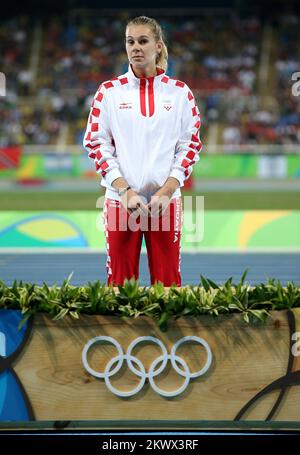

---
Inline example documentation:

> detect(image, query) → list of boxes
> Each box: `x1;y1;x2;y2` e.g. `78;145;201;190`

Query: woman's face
125;25;162;71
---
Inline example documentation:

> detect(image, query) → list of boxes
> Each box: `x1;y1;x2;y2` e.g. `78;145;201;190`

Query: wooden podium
1;308;300;425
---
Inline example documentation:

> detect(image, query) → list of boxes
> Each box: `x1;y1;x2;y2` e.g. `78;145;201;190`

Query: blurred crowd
0;11;299;148
222;13;300;147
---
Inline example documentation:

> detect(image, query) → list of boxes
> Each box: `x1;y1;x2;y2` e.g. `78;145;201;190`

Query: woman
83;16;202;286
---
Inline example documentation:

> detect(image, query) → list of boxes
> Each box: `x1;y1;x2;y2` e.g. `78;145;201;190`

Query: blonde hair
126;16;168;71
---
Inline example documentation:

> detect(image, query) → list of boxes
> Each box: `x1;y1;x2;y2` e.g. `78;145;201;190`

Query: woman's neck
131;64;157;79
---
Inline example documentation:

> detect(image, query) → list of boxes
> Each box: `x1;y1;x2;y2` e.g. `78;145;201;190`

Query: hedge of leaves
0;271;299;331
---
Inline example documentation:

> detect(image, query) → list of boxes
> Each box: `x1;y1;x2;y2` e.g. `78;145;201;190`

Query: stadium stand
0;9;299;150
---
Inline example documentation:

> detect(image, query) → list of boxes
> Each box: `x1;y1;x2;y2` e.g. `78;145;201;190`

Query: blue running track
0;252;299;286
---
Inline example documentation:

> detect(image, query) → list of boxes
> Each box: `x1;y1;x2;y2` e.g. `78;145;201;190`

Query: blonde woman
84;16;202;286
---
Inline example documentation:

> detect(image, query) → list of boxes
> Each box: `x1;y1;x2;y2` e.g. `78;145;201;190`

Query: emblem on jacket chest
119;102;133;109
163;100;172;111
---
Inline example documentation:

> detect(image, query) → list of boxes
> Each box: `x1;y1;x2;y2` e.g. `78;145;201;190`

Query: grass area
0;190;299;210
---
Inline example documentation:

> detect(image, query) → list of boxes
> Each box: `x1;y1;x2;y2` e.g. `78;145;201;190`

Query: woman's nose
132;41;141;51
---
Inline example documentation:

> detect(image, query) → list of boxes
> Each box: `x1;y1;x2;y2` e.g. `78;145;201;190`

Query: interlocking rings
82;335;212;397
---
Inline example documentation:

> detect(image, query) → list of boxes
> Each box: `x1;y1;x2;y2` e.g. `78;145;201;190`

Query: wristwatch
118;186;131;197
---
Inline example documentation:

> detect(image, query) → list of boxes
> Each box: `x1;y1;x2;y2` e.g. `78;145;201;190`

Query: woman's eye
139;40;148;44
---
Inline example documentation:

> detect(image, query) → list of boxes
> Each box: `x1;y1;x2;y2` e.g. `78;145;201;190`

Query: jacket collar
127;64;165;84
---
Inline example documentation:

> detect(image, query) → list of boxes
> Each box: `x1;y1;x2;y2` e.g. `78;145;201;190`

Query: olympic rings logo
82;335;212;398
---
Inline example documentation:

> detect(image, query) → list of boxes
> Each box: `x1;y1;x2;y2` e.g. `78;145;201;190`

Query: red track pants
103;197;182;286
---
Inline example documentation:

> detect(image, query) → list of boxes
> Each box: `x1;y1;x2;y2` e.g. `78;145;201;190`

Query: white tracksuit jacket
83;64;202;202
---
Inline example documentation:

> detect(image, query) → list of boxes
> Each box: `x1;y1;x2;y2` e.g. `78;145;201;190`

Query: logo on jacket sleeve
119;102;133;109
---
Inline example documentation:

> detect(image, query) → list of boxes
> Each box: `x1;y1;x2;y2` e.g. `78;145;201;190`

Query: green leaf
53;308;69;320
243;312;250;323
200;275;210;291
206;278;219;289
17;312;32;330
